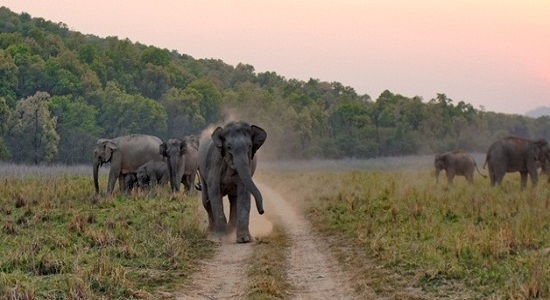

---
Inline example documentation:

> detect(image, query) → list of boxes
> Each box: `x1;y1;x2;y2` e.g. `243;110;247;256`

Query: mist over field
0;152;490;179
0;162;104;179
259;153;487;172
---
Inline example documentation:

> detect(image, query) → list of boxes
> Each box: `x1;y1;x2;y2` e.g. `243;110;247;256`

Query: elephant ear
212;127;225;156
178;138;187;155
190;135;200;151
105;141;117;162
159;142;168;157
251;125;267;158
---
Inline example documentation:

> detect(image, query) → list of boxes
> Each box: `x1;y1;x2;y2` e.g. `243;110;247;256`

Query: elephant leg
519;171;528;190
227;194;238;232
446;171;454;184
182;175;191;193
235;186;252;243
118;174;127;194
488;165;496;186
207;184;227;236
528;167;539;188
107;168;119;194
201;185;215;231
184;172;197;194
496;172;505;185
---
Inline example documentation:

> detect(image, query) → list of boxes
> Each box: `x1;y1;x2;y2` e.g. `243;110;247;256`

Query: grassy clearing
0;166;214;299
247;224;290;300
258;167;550;299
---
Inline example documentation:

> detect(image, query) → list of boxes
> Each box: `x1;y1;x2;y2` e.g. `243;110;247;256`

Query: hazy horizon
2;1;549;115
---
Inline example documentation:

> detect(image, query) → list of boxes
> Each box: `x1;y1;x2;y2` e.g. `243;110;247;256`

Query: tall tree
0;97;10;159
49;95;101;164
6;91;60;163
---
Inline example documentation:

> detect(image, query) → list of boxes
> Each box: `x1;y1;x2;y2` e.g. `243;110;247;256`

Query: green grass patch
247;224;290;300
259;169;550;299
0;173;215;299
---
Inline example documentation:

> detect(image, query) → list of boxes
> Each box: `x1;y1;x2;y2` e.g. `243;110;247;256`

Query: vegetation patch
0;170;215;299
247;224;291;299
260;168;550;299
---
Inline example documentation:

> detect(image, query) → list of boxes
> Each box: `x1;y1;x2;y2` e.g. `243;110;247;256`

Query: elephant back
116;134;163;172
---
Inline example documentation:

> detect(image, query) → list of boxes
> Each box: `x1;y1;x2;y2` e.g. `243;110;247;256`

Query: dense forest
1;7;549;164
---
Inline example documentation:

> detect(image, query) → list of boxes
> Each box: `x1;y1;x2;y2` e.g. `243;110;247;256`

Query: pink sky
2;0;549;114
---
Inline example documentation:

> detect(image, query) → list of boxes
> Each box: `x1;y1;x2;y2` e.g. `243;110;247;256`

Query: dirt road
176;180;362;299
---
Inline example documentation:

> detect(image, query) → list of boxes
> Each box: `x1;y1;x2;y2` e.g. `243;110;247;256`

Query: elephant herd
93;120;267;243
92;130;547;243
434;136;550;190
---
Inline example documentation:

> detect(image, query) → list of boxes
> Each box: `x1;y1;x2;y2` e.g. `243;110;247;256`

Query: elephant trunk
93;159;100;194
168;155;181;192
435;167;441;183
234;156;264;215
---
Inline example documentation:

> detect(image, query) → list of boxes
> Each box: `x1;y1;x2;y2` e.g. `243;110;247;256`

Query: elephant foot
236;232;252;243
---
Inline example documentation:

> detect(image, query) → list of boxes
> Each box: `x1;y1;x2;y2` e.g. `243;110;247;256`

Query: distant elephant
484;136;550;190
434;150;485;184
124;172;138;192
537;157;550;183
198;121;267;243
136;160;169;189
159;135;200;193
93;134;163;195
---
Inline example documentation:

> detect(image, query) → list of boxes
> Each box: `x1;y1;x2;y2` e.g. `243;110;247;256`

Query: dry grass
258;163;550;299
247;224;290;300
0;164;214;299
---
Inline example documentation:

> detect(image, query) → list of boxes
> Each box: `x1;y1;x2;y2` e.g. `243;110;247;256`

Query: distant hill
525;106;550;117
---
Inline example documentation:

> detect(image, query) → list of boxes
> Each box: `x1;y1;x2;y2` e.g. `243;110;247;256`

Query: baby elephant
124;172;138;193
434;150;485;184
136;161;169;189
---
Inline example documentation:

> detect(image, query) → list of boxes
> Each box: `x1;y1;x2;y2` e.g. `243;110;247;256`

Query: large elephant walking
198;121;267;243
484;136;550;190
434;150;485;184
93;134;163;195
159;135;199;193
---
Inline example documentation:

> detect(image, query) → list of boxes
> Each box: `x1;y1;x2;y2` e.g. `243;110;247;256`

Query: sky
1;0;549;115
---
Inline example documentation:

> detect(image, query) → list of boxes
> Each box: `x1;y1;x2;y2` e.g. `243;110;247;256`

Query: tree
137;63;170;99
188;79;223;125
6;91;60;163
0;97;10;159
0;49;19;105
160;87;204;137
49;95;101;164
98;82;167;138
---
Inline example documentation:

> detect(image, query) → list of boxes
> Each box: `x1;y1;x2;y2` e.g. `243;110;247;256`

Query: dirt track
176;180;361;299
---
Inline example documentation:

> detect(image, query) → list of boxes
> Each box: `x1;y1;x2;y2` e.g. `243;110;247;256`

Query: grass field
258;161;550;299
0;164;214;299
1;159;549;299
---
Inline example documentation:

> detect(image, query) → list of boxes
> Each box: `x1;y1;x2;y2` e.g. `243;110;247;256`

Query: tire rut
177;243;253;299
175;180;360;299
257;182;360;300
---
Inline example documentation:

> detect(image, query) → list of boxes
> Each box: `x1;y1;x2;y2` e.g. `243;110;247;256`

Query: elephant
198;121;267;243
434;150;485;184
159;135;200;193
136;160;169;189
484;136;550;190
124;172;138;192
93;134;163;195
537;157;550;183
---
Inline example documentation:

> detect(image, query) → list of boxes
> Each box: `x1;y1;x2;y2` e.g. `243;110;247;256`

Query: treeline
1;7;549;164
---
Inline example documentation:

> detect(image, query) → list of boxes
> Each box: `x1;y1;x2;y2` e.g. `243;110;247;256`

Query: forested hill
0;7;549;164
